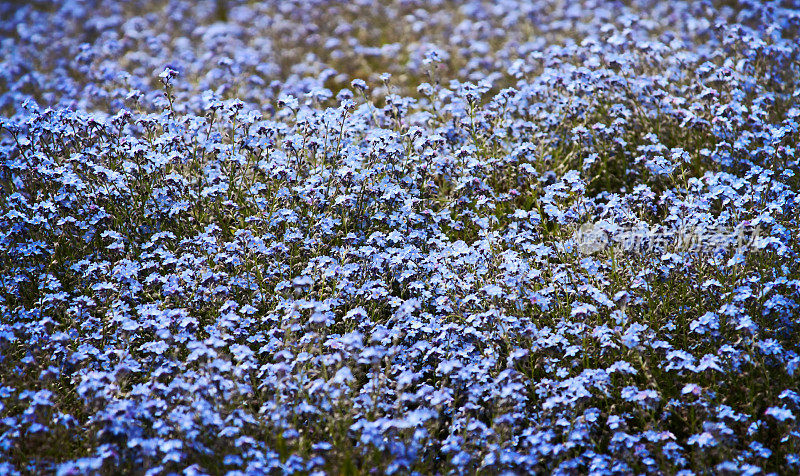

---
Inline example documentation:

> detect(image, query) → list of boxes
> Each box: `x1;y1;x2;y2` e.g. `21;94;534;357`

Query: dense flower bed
1;1;799;474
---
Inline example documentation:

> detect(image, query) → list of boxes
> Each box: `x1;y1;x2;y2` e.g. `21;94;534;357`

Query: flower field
1;0;799;474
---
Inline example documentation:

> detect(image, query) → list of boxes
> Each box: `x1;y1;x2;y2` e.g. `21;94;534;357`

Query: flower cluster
1;0;799;474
